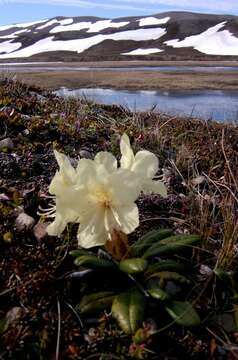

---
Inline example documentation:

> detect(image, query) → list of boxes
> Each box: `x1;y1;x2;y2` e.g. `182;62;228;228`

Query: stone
15;212;35;232
20;114;31;121
6;307;24;324
79;150;93;159
2;307;25;332
33;222;49;241
191;175;206;186
0;138;14;151
22;129;30;136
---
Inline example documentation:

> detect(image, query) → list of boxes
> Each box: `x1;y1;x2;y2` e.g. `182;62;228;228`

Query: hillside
0;11;238;61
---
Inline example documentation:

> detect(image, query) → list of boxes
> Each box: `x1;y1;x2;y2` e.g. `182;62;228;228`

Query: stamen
37;199;56;218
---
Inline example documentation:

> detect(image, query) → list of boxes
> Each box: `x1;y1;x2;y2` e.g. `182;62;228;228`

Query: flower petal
49;171;62;195
142;180;167;197
111;203;139;234
95;152;118;172
77;208;108;248
54;150;76;183
132;150;158;179
109;169;141;205
76;158;95;185
120;133;135;169
47;213;67;237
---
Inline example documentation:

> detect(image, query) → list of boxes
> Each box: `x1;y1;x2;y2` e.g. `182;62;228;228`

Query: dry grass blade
221;128;238;194
56;299;61;360
216;196;238;270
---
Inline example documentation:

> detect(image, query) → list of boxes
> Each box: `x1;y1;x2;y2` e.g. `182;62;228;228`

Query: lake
1;64;238;73
55;87;238;123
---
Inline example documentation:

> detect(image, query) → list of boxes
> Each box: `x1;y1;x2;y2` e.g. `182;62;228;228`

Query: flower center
94;187;111;209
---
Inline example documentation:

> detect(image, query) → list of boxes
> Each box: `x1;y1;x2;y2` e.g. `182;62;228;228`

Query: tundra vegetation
0;78;238;359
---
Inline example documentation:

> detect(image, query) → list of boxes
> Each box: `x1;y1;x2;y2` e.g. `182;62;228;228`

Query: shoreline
1;60;238;91
8;69;238;91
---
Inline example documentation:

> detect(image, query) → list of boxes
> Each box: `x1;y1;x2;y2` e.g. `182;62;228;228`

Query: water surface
1;64;238;73
55;87;238;123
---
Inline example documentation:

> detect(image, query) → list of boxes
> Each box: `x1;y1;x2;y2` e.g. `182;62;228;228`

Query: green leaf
147;287;170;301
119;258;148;274
0;318;7;334
69;249;91;257
78;291;115;314
112;288;146;334
146;271;190;286
143;235;200;258
165;301;201;327
145;260;185;276
131;229;173;256
74;255;114;269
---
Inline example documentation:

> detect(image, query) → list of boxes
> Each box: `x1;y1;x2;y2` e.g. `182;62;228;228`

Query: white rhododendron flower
46;150;141;247
46;134;167;249
75;152;141;248
120;133;167;196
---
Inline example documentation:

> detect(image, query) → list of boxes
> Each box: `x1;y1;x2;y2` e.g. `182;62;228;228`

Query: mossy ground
0;78;238;359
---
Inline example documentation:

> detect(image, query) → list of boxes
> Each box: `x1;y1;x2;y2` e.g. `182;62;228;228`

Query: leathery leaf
165;301;201;327
143;235;200;258
145;260;185;276
78;291;115;314
119;258;148;274
112;288;146;334
145;271;190;286
69;249;91;257
74;255;114;269
131;229;173;256
147;287;170;301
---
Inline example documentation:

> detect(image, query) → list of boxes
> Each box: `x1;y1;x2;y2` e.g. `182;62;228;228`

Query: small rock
22;129;30;136
33;222;49;241
2;307;25;333
191;175;206;186
200;264;213;276
79;150;93;159
15;212;35;231
0;138;14;151
21;114;31;121
6;307;24;324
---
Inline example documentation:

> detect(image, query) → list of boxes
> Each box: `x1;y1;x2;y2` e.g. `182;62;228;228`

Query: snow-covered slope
0;12;238;61
164;22;238;56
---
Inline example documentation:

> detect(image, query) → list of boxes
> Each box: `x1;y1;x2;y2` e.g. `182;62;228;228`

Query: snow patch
50;22;92;33
37;18;73;30
0;20;46;32
122;48;163;55
0;40;22;54
0;29;30;40
138;17;170;27
87;20;129;33
164;22;238;56
50;19;129;33
0;27;166;59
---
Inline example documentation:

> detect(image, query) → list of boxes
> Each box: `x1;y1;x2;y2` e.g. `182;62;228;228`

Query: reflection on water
55;87;238;123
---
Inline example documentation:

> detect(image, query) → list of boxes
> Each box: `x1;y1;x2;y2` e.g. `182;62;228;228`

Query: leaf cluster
70;229;201;335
